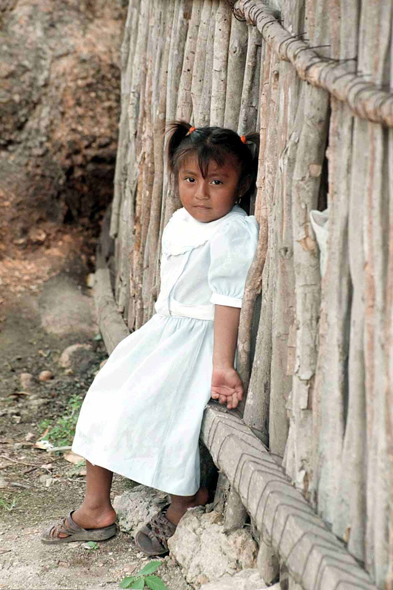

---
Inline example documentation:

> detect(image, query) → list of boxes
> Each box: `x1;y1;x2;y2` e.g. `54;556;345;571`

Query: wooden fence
97;0;393;588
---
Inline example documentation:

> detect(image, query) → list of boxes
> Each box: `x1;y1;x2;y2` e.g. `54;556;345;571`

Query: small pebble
20;373;34;389
39;370;54;382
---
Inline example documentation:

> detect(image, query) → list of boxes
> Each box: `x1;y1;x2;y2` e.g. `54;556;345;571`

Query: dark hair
166;120;259;213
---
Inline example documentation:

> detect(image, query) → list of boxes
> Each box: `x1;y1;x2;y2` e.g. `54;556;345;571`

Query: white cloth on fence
310;208;329;277
72;204;259;495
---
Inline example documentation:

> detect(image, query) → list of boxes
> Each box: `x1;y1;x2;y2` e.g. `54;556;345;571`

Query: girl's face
178;154;241;223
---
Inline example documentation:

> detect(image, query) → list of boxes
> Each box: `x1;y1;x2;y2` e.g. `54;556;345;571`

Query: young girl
41;121;259;556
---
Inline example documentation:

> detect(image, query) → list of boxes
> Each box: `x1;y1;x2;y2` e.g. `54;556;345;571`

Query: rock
86;274;95;288
113;485;169;537
34;440;54;451
28;228;47;243
59;343;93;369
38;370;54;381
0;476;8;489
199;569;272;590
20;373;34;390
38;475;55;487
167;507;258;586
39;276;98;337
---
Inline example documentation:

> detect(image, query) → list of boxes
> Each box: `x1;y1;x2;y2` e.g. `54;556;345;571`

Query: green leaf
145;575;167;590
130;579;145;589
119;577;144;589
94;333;103;341
138;561;162;576
86;541;98;550
119;577;135;589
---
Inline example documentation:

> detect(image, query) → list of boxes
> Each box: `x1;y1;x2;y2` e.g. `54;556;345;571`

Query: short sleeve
208;216;259;308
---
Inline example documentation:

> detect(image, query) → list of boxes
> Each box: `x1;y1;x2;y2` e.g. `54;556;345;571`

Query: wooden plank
224;14;248;130
177;0;203;121
110;0;140;240
163;0;192;225
237;25;262;134
210;1;232;126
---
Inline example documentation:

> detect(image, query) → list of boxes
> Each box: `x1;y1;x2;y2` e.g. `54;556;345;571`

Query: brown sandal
41;511;117;544
135;504;176;556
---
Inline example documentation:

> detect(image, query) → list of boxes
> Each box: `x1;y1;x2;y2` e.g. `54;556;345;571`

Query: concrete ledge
94;257;130;355
200;405;377;590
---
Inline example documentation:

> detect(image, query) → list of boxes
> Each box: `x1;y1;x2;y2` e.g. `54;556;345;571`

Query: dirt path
0;244;189;589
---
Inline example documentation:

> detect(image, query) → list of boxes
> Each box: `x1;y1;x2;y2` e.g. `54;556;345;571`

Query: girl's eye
211;180;223;186
184;177;196;183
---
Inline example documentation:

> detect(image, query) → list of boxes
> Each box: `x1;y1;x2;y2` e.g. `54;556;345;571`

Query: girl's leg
166;486;209;525
57;460;116;537
134;487;209;555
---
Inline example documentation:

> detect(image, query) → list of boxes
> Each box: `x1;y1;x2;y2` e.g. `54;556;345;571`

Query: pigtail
166;120;193;173
243;132;260;178
238;131;260;214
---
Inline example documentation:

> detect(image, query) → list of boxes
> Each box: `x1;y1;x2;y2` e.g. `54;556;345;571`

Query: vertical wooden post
210;1;232;126
224;15;248;130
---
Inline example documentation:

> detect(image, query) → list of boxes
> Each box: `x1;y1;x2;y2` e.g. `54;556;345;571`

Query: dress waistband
156;298;214;321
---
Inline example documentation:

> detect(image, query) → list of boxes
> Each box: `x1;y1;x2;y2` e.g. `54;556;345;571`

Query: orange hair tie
240;135;247;144
187;126;196;135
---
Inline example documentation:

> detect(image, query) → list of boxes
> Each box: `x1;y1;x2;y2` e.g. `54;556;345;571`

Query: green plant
38;418;51;433
0;495;17;511
85;541;99;550
38;394;83;446
120;561;167;589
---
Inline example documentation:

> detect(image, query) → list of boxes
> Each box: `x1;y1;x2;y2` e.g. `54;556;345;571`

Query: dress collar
162;205;247;256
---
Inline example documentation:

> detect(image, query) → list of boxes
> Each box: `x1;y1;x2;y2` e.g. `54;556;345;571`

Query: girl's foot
41;509;117;544
135;487;209;556
72;506;117;531
166;485;209;525
53;506;117;539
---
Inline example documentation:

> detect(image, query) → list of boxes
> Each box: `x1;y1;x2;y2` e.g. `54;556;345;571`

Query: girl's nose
195;180;209;200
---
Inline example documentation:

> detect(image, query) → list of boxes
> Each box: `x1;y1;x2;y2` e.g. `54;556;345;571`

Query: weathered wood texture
103;0;393;588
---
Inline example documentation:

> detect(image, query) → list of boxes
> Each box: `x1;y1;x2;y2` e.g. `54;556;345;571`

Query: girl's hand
211;367;243;410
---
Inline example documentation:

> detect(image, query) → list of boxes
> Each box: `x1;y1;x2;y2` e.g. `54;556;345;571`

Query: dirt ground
0;198;190;589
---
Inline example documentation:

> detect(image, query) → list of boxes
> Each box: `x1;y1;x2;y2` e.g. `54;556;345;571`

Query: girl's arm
211;305;243;409
213;305;240;367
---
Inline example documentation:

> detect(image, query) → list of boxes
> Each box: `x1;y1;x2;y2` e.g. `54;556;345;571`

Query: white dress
72;204;259;496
